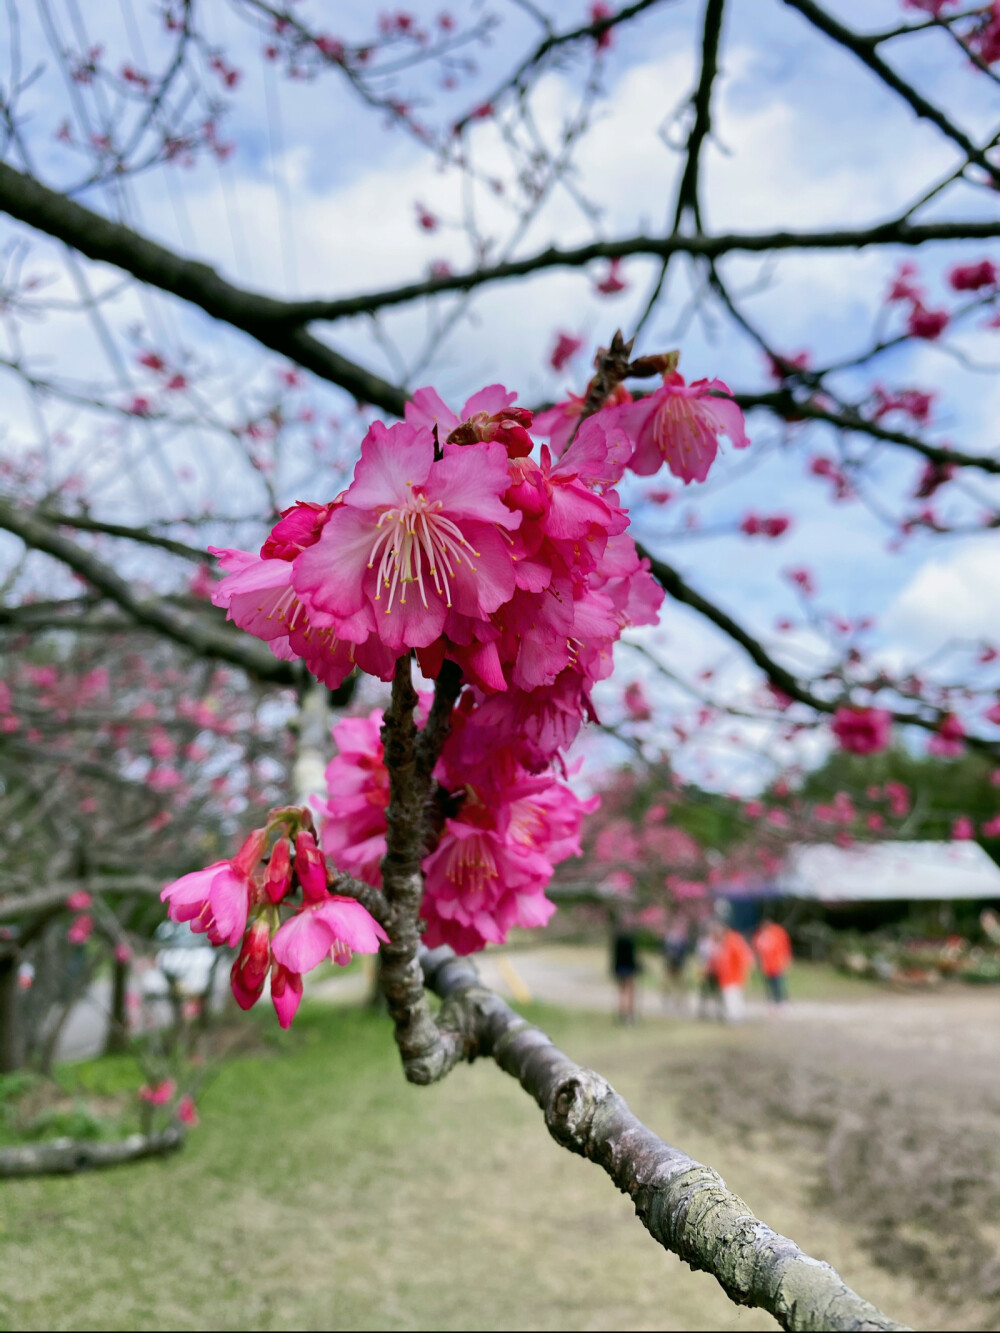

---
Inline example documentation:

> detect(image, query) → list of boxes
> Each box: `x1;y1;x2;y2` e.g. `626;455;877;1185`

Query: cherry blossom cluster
162;807;387;1028
160;369;754;1008
317;703;597;954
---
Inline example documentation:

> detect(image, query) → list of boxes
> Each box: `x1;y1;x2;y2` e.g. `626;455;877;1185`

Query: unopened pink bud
177;1094;199;1127
294;830;329;901
235;918;271;992
265;837;293;903
271;962;303;1029
230;955;265;1011
231;826;268;877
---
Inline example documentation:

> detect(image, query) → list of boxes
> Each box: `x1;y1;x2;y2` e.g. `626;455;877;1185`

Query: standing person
753;918;793;1006
611;925;640;1024
696;923;723;1020
709;920;755;1024
660;917;691;1013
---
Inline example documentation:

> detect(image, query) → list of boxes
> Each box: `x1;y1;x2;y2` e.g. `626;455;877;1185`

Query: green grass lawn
0;994;930;1332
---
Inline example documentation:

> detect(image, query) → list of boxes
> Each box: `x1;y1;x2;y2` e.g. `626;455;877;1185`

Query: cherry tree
2;0;1000;1326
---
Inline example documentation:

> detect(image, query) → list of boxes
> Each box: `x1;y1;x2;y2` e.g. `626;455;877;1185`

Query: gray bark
0;1127;184;1177
419;947;908;1333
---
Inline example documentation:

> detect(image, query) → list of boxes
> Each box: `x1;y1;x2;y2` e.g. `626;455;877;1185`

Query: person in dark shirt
611;929;640;1024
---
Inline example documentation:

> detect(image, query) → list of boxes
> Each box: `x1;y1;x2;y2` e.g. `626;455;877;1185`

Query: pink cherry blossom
907;304;949;340
139;1079;176;1105
952;815;975;840
928;713;965;757
623;680;652;721
318;712;390;886
885;780;910;817
67;913;94;944
230;918;272;1010
623;374;749;483
831;706;892;756
271;895;388;973
177;1094;199;1127
886;262;923;304
550;332;584;372
293;423;520;653
270;963;303;1028
949;259;998;291
594;258;627;295
264;836;293;903
65;889;93;911
161;828;265;947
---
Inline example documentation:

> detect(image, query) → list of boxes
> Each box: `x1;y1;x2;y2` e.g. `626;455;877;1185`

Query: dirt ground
662;988;1000;1326
475;946;1000;1330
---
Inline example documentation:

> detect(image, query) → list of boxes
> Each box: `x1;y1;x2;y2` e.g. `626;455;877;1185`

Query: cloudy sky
2;0;999;788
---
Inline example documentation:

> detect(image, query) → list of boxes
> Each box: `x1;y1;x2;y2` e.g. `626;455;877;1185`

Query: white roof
777;841;1000;903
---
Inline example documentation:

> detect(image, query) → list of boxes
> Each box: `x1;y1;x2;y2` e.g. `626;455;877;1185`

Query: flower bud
231;826;268;878
270;962;303;1030
230;955;265;1011
483;417;533;458
235;918;271;992
177;1094;199;1128
294;830;329;902
264;836;293;903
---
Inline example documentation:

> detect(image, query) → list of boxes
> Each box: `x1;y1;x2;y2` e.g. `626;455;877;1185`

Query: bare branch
0;498;298;685
0;1127;184;1177
782;0;1000;186
734;391;1000;476
0;161;408;415
639;542;1000;758
418;947;907;1333
285;217;1000;323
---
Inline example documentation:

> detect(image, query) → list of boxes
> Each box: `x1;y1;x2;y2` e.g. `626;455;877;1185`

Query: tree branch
0;162;407;416
0;498;299;686
453;0;671;133
36;510;211;561
5;161;999;369
733;391;1000;476
638;542;1000;758
377;656;465;1084
417;946;907;1333
0;1127;184;1177
285;216;1000;322
782;0;1000;186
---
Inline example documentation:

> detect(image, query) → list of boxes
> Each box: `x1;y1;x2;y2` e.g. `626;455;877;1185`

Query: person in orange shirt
753;918;793;1005
707;920;754;1023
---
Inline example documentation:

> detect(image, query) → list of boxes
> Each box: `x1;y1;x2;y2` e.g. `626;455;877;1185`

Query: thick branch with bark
376;656;465;1084
0;162;408;416
401;946;906;1333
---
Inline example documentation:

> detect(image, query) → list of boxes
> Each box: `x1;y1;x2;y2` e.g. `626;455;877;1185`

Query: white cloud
882;540;1000;652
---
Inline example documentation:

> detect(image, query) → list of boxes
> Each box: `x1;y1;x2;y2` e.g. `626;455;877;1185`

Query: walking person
753;917;793;1006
